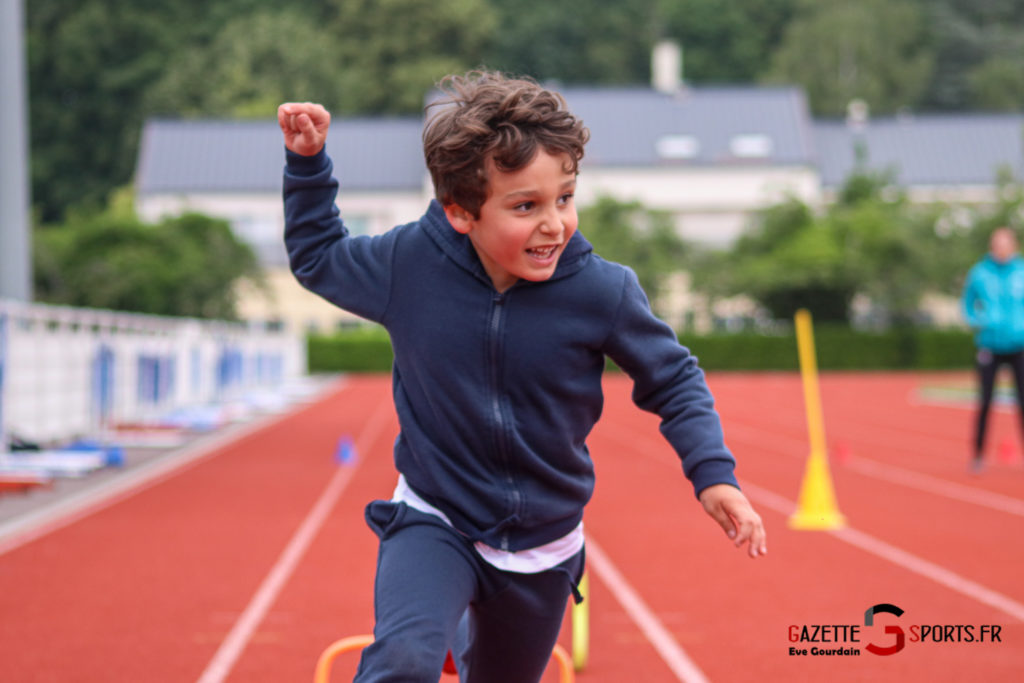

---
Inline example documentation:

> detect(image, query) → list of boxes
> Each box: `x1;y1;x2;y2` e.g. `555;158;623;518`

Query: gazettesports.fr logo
788;603;1003;657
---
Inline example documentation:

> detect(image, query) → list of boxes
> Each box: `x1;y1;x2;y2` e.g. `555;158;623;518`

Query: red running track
1;372;1022;682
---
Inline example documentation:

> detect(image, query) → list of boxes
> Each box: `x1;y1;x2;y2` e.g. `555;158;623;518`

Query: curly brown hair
422;71;590;218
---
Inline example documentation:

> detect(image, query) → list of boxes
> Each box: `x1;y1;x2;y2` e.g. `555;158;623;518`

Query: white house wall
137;190;426;262
234;267;371;332
576;165;821;246
137;193;282;226
820;184;1003;206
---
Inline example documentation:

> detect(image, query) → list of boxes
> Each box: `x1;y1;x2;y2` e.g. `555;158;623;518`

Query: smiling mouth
526;245;559;259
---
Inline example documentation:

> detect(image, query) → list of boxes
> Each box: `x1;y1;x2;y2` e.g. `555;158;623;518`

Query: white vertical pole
0;309;8;451
0;0;32;302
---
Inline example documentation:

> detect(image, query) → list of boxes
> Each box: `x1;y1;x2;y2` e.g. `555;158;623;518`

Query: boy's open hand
698;484;767;558
278;102;330;157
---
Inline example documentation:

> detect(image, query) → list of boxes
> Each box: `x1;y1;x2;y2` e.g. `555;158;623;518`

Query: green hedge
308;325;976;373
307;326;394;372
680;327;975;371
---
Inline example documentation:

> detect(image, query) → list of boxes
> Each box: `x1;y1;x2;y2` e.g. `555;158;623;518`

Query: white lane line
586;535;710;683
842;456;1024;518
0;378;346;557
594;421;1024;622
833;526;1024;622
705;420;1024;519
196;397;393;683
726;404;964;460
739;480;1024;623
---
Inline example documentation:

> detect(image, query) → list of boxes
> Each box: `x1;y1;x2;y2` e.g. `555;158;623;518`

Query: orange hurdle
314;635;373;682
313;634;575;682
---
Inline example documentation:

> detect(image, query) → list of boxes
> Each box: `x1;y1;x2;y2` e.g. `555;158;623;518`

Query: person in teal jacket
961;226;1024;471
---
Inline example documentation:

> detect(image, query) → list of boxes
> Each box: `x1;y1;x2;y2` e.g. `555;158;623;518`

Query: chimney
845;98;869;132
652;40;683;94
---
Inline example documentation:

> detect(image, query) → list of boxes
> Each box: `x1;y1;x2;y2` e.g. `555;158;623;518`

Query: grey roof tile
135;118;426;194
814;115;1024;188
559;86;816;167
135;90;1024;197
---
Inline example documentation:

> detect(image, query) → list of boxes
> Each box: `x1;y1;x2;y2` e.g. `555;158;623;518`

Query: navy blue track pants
352;500;584;683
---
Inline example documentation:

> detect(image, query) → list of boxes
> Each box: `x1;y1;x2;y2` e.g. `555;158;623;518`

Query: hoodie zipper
488;291;521;551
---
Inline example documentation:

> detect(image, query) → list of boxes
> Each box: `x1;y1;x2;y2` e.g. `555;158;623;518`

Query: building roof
136;86;817;196
135;117;426;194
560;85;817;167
135;89;1024;197
814;114;1024;188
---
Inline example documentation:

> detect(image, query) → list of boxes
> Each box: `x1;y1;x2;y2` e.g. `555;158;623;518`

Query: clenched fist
278;102;330;157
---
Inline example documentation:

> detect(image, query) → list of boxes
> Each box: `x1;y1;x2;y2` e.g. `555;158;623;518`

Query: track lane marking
595;420;1024;625
196;397;393;683
722;419;1024;518
586;535;710;683
738;480;1024;623
725;394;1009;464
600;417;1024;519
725;409;967;463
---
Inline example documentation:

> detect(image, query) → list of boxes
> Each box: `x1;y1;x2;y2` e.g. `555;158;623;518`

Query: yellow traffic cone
789;449;846;530
789;309;846;530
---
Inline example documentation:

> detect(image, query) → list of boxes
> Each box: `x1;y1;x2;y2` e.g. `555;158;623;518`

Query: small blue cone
65;439;124;467
335;435;357;465
103;446;125;467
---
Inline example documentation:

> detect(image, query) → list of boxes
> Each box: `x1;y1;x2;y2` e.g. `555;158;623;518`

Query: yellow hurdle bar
572;572;589;671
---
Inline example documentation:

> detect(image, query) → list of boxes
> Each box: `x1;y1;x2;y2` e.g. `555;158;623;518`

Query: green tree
24;0;491;221
33;208;263;319
27;1;178;220
966;53;1024;111
327;0;496;113
655;0;796;83
929;169;1024;294
724;198;857;322
481;0;654;84
717;167;1024;326
766;0;934;116
827;187;924;324
919;0;1024;110
27;0;335;220
579;196;688;316
145;9;348;118
701;170;942;325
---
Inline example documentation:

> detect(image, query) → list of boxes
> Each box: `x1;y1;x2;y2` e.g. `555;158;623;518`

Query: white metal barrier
0;299;306;446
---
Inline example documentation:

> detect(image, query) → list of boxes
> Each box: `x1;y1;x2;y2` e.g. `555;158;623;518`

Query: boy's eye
514;201;534;212
558;192;575;205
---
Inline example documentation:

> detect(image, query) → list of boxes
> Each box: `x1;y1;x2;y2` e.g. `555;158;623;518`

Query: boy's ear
444;204;474;234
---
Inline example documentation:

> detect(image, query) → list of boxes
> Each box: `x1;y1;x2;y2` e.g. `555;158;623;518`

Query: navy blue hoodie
284;149;739;552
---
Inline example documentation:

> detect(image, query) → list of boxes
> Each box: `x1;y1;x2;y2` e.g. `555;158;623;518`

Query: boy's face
445;150;578;293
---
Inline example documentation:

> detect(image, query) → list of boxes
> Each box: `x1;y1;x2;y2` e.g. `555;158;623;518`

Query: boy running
279;71;766;682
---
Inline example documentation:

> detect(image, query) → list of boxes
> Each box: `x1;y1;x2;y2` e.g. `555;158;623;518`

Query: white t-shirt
391;475;584;574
